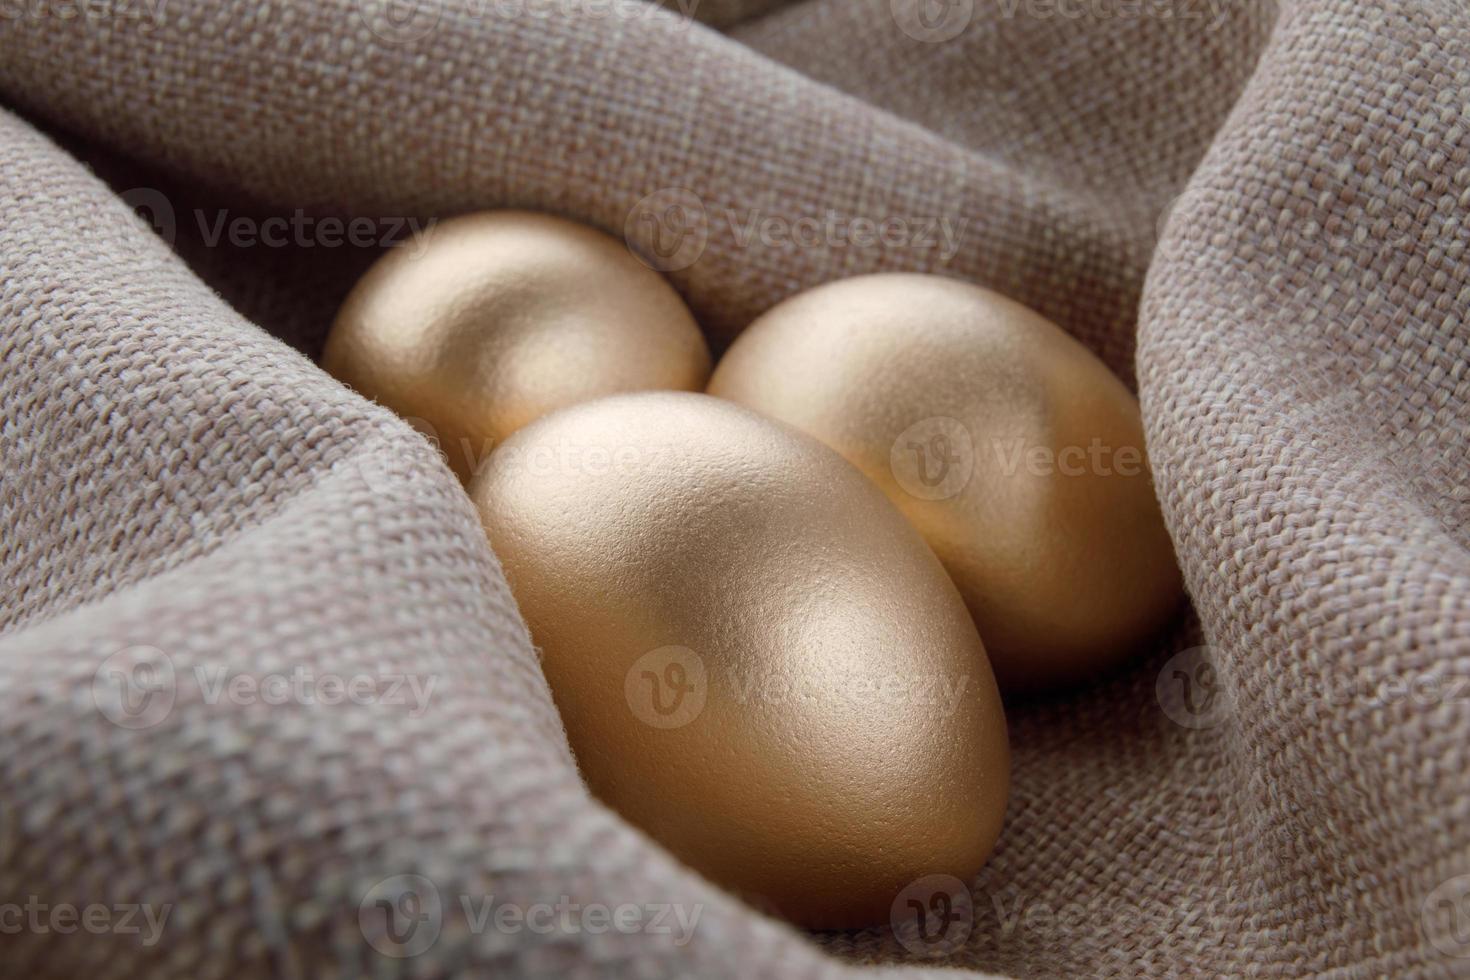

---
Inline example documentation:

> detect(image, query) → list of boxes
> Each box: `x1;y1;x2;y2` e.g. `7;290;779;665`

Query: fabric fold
1;0;1467;976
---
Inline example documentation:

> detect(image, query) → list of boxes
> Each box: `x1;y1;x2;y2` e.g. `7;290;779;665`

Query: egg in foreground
470;392;1010;929
323;210;711;481
708;274;1182;691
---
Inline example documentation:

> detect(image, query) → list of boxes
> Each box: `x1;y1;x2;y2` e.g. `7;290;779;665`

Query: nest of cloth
0;0;1466;976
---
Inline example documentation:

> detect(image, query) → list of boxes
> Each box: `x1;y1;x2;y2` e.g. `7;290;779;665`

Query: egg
470;392;1009;929
708;274;1182;692
322;210;711;481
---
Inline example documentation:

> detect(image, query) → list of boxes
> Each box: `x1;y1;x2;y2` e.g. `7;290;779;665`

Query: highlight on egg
322;209;712;482
469;391;1010;929
708;273;1183;692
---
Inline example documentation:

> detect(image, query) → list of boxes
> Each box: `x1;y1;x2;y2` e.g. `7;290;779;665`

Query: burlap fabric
1;0;1467;976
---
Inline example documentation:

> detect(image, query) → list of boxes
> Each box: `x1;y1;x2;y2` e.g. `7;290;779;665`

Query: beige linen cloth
1;0;1468;976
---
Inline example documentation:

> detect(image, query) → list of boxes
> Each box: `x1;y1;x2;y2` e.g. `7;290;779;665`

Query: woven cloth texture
1;0;1468;976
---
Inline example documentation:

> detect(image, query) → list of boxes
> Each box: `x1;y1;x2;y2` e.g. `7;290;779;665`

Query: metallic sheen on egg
709;274;1183;691
323;210;711;481
469;392;1010;929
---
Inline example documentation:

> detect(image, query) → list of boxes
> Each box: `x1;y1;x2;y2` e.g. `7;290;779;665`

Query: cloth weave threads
1;0;1467;976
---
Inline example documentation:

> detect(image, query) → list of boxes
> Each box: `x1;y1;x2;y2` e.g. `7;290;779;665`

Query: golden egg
322;210;711;481
470;392;1009;929
708;274;1182;692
